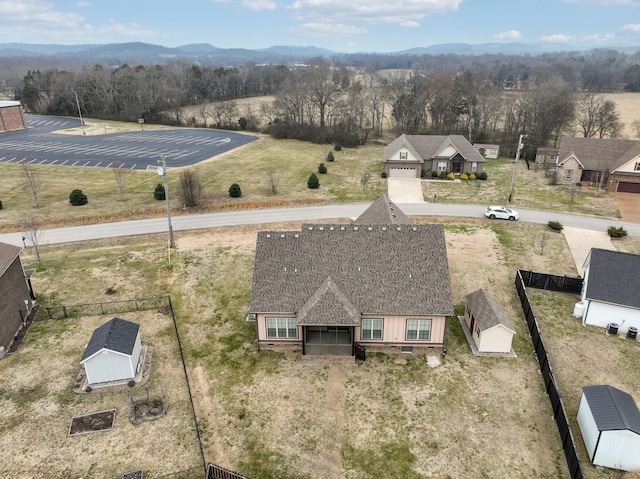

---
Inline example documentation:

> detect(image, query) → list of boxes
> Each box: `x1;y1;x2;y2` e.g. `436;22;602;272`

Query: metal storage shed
577;385;640;471
80;318;142;386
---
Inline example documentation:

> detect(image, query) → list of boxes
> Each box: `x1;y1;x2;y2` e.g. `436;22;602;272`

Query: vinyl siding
583;300;640;333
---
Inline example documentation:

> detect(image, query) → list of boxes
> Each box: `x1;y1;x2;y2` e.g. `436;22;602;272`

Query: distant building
0;101;27;133
473;143;500;159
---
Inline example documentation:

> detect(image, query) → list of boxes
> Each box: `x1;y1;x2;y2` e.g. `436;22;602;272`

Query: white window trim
471;162;478;173
362;318;383;340
406;319;432;341
635;162;640;171
266;317;298;338
565;169;573;180
437;161;447;172
399;151;408;160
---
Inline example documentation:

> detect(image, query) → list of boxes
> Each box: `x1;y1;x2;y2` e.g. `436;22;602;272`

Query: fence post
62;306;68;318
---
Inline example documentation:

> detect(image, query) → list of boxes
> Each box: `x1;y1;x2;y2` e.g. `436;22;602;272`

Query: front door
304;326;353;355
452;160;463;174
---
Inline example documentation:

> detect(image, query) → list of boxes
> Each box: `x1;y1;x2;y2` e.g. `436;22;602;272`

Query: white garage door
389;167;417;178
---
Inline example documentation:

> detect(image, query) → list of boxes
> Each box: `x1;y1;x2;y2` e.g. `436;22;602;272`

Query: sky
1;0;640;53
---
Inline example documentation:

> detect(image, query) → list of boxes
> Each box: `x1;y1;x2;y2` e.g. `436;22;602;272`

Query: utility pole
72;90;86;135
157;155;175;248
508;134;525;203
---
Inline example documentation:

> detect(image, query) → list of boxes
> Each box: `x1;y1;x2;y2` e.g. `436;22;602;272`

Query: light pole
72;90;86;135
508;134;525;203
157;155;175;249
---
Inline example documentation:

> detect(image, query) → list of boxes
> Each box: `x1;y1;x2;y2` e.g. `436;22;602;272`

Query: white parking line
82;161;91;166
60;160;68;165
72;161;79;166
94;162;102;167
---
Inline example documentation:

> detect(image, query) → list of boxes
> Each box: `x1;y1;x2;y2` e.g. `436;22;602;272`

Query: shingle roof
354;195;412;225
0;241;22;277
383;134;486;163
465;289;516;333
81;317;140;361
582;385;640;435
557;137;640;172
249;223;453;318
297;276;361;326
584;248;640;309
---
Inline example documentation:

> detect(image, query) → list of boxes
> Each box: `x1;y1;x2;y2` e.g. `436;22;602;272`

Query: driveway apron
387;178;425;203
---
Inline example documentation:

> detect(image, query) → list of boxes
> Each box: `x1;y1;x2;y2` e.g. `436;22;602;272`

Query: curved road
1;203;638;248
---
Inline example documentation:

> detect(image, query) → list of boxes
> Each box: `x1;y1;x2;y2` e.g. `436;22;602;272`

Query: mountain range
1;41;638;66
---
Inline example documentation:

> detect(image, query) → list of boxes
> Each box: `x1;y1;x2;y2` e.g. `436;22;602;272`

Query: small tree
22;217;44;267
266;168;279;195
154;183;166;200
178;169;203;208
69;189;88;206
21;163;44;208
318;163;327;174
307;173;320;189
326;151;335;162
229;183;242;198
111;161;127;201
334;144;342;151
360;171;371;190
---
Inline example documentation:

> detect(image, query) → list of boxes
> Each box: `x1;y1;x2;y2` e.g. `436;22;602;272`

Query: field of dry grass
600;92;640;139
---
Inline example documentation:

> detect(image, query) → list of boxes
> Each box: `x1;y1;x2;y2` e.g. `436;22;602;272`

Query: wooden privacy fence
518;270;583;294
515;270;585;479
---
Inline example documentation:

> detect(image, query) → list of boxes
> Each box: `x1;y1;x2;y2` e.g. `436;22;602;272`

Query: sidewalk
562;227;616;276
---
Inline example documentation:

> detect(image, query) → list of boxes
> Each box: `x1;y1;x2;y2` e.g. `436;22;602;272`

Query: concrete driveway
387;178;425;203
562;227;616;276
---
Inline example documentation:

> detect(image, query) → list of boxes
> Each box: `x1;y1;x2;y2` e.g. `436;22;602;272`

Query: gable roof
0;241;22;277
383;134;485;163
465;289;516;334
583;248;640;309
536;147;559;156
297;276;361;326
354;195;412;225
557;137;640;171
250;223;453;318
81;317;140;362
582;385;640;435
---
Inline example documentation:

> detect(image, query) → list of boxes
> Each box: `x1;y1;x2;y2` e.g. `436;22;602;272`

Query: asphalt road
0;115;258;170
1;202;638;247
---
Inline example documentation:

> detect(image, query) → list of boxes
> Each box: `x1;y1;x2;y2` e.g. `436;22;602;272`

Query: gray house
81;317;142;385
0;241;35;351
383;134;486;178
577;385;640;471
249;199;453;356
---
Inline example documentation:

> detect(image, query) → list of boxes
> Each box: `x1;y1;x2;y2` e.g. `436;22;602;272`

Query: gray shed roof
0;241;22;277
384;134;486;164
250;223;453;318
81;317;140;361
558;137;640;172
584;248;640;309
354;195;412;225
465;289;516;333
582;385;640;435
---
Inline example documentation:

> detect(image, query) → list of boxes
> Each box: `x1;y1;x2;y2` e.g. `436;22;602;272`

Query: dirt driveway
613;192;640;223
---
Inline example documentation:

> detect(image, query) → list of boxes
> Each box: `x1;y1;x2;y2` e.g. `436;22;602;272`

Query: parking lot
0;115;258;170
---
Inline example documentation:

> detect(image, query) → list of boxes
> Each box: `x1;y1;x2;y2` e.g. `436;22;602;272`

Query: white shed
80;317;142;385
579;248;640;334
464;289;516;353
577;385;640;471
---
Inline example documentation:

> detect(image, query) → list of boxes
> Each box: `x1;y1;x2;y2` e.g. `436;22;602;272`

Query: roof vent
266;233;271;238
280;233;286;238
382;226;387;231
412;226;418;231
367;226;373;231
308;226;313;230
340;225;346;231
354;226;359;231
396;226;402;231
319;226;324;231
294;233;299;239
329;226;334;231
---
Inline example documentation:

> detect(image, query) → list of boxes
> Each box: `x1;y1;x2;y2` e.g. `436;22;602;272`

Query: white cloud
400;20;420;27
621;23;640;32
75;1;92;7
242;0;277;10
539;34;572;43
95;19;157;39
585;33;615;42
493;30;521;41
288;22;367;37
286;0;462;25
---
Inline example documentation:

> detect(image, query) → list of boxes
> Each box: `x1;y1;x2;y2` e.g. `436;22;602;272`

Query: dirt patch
131;398;165;424
69;409;116;435
613;192;640;223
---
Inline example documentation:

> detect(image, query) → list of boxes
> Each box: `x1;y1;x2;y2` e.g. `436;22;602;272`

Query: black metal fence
207;463;251;479
41;296;170;320
518;270;583;294
515;270;585;479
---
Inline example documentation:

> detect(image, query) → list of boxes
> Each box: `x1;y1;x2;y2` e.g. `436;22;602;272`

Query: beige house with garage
383;134;486;178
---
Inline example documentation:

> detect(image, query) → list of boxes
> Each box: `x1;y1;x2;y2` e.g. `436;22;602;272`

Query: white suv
485;206;519;221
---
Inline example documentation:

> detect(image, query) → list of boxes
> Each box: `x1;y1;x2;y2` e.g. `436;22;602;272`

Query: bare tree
21;163;44;208
111;161;127;201
360;171;371;190
22;217;44;267
178;169;203;207
539;231;548;256
266;167;279;195
575;94;624;138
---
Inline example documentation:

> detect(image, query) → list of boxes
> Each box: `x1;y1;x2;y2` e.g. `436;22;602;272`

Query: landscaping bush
318;163;327;174
607;225;628;238
446;173;455;180
477;171;488;180
333;144;342;151
381;172;387;178
154;183;166;200
307;173;320;189
460;173;469;180
229;183;242;198
547;220;563;231
69;189;88;206
432;171;439;178
469;173;476;180
326;151;335;162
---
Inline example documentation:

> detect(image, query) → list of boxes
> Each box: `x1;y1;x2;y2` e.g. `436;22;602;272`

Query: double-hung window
266;318;297;338
362;319;383;340
437;161;447;172
565;169;573;180
471;162;478;173
406;319;432;340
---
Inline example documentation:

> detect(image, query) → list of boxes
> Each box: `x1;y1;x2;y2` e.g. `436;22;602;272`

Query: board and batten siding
84;334;142;385
355;315;446;346
581;300;640;333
